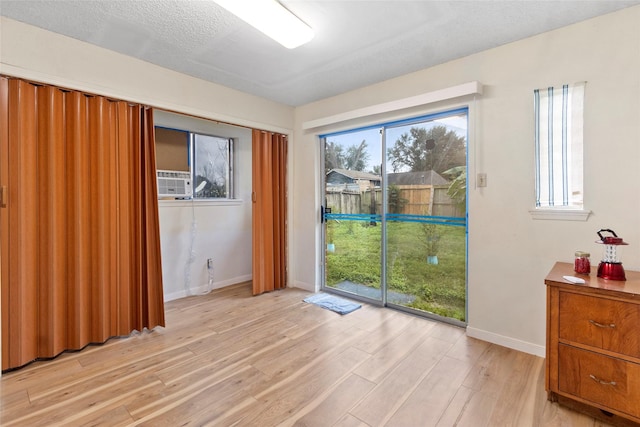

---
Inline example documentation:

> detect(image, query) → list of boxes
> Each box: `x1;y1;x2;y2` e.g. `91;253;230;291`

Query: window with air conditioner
155;126;234;200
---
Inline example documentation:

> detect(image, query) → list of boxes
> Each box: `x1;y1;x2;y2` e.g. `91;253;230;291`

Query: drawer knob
588;319;616;329
589;374;617;386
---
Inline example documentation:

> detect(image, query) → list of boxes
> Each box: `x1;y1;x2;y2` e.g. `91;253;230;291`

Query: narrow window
534;82;584;209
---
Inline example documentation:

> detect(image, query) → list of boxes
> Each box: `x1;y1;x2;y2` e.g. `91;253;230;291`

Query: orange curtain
0;77;165;371
252;129;287;295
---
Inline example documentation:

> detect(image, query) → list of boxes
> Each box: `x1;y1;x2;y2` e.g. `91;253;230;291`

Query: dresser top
545;262;640;298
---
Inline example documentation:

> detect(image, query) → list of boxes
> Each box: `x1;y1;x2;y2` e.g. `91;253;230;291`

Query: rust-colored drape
0;77;165;371
252;130;287;295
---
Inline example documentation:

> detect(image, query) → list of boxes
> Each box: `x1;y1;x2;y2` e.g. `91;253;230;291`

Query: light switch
477;173;487;187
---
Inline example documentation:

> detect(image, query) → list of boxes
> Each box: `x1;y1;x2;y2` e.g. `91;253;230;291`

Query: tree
344;140;370;172
421;223;441;256
387;125;465;175
442;165;466;212
325;139;371;172
325;141;344;173
387;185;407;214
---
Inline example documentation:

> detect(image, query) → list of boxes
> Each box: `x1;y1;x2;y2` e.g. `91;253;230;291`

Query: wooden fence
325;184;463;217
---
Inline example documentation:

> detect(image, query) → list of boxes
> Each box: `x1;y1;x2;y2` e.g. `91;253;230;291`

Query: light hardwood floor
0;283;617;426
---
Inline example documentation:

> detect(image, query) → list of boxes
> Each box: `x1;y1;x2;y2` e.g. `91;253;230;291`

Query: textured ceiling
1;0;639;106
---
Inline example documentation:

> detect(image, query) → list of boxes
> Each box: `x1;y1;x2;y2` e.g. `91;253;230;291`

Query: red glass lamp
596;229;628;281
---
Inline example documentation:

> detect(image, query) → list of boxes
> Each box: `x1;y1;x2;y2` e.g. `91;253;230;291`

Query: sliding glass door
322;127;383;301
322;108;468;324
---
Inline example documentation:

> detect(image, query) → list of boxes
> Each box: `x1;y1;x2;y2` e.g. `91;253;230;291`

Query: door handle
321;206;331;223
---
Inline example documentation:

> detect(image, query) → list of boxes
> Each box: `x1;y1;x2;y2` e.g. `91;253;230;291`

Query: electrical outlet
207;258;213;269
477;173;487;188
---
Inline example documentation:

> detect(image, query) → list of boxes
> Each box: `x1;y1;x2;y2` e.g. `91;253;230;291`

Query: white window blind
534;82;585;209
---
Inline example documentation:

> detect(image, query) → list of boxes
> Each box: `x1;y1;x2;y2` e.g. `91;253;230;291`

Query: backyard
326;219;466;321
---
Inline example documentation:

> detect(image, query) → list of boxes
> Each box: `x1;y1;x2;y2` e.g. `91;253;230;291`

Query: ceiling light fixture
213;0;314;49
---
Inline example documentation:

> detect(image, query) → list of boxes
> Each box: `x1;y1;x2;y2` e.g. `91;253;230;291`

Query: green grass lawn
326;220;466;321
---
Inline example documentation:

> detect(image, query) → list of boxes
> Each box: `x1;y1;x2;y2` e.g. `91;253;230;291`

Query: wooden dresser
545;262;640;426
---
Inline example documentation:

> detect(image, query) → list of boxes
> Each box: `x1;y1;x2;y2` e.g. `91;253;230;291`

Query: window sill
528;208;591;221
158;198;244;208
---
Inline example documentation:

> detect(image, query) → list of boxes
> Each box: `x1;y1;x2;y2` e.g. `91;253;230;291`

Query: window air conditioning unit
157;170;192;198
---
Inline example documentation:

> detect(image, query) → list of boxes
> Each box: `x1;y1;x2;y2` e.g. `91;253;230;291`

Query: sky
324;112;468;174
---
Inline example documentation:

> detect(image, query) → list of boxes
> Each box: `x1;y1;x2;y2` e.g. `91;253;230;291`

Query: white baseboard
163;274;252;302
289;280;316;293
466;327;546;358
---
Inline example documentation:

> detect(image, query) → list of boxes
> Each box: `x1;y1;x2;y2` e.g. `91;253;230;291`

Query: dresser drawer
558;291;640;358
558;344;640;418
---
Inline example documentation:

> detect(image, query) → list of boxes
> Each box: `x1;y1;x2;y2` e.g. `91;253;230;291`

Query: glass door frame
320;127;385;306
320;107;469;326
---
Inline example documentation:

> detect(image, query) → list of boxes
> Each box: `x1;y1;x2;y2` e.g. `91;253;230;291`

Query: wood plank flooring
0;283;617;426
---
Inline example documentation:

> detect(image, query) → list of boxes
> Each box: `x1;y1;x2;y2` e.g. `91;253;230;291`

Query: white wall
154;111;253;300
292;6;640;356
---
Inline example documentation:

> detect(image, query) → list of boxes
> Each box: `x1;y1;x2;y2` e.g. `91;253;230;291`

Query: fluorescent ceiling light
213;0;314;49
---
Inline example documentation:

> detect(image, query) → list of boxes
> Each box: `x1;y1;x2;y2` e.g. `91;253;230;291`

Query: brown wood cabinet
546;262;640;426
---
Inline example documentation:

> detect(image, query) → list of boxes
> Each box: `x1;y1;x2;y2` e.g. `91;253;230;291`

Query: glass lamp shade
602;243;623;263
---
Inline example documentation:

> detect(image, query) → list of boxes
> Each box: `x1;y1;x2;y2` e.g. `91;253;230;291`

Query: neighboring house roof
387;170;449;186
327;168;381;182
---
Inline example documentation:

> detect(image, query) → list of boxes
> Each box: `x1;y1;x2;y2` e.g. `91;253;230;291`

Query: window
155;126;234;200
533;82;587;219
192;133;233;199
